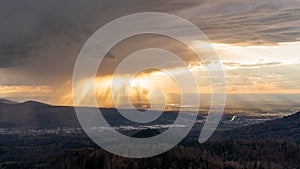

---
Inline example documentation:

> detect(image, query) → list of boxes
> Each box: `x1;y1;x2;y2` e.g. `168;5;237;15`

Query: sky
0;0;300;108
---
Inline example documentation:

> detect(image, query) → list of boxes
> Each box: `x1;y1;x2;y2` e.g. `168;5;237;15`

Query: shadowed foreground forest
49;139;300;169
1;138;299;169
0;112;300;169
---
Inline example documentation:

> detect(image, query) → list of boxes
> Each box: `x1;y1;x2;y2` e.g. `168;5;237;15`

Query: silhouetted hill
0;101;80;128
19;100;51;107
213;111;300;143
0;99;19;104
131;129;161;138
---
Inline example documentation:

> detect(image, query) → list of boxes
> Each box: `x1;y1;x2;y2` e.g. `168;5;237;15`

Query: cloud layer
0;0;299;103
0;0;299;69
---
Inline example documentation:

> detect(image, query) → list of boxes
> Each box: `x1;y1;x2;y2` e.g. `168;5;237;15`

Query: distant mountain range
0;99;300;144
0;99;178;129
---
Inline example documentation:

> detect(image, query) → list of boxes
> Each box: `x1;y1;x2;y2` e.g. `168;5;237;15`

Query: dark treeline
47;139;300;169
1;138;299;169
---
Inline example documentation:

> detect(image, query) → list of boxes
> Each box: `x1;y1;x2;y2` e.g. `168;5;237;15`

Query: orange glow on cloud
2;41;300;106
69;70;183;107
0;85;51;95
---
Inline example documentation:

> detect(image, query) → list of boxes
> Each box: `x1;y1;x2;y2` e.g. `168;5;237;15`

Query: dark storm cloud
0;0;201;81
0;0;95;69
0;0;299;85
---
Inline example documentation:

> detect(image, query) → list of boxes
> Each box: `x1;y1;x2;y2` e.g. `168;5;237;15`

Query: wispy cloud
181;0;300;45
222;60;297;69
